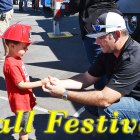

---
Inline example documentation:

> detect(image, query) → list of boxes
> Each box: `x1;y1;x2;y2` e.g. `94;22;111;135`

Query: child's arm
16;78;48;89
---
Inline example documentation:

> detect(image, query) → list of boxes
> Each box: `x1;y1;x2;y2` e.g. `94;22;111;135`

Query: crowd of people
0;0;140;140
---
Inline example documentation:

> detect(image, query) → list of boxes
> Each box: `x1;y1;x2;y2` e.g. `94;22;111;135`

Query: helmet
0;24;32;44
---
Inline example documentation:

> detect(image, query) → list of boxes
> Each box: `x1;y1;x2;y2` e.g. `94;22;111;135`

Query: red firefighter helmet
0;24;32;44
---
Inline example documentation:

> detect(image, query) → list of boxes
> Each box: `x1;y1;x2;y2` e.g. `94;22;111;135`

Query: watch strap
62;90;68;101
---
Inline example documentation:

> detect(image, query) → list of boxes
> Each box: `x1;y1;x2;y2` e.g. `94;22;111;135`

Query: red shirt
3;56;36;113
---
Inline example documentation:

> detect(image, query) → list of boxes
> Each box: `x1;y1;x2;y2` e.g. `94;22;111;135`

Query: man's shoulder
123;38;140;63
128;38;140;55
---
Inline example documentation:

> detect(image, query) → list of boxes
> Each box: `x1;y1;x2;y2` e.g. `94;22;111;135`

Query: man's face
96;33;116;53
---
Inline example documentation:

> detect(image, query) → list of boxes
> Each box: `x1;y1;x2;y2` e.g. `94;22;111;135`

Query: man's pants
85;97;140;140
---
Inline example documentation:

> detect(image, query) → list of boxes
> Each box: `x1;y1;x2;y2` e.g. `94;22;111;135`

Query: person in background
32;0;40;10
69;0;121;89
13;0;19;5
0;0;13;62
1;23;48;140
19;0;28;11
43;12;140;140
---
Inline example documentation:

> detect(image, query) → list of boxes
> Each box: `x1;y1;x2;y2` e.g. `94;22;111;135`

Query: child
0;23;48;140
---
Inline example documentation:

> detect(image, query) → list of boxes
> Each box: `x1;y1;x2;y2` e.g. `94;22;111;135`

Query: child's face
12;42;29;58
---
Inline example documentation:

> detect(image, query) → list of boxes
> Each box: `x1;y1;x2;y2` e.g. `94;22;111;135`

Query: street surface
0;2;106;140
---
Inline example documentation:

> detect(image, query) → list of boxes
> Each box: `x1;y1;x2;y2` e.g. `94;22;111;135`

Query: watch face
63;95;67;100
62;90;68;100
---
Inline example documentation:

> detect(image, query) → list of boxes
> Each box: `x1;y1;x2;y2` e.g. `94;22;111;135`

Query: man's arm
51;71;99;90
43;79;123;107
67;86;123;107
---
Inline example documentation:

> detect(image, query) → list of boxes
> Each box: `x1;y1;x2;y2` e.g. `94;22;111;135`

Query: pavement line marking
34;106;49;113
0;96;64;116
0;96;49;113
0;96;8;101
0;96;85;117
72;106;85;117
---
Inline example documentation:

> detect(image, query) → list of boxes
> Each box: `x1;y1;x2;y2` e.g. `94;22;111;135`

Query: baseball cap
86;12;126;38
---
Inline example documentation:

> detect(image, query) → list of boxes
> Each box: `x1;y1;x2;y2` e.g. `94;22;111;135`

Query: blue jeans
83;36;106;90
86;97;140;140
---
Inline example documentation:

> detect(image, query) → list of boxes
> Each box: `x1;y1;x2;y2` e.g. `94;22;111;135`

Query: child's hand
41;77;49;85
41;75;60;86
33;93;36;101
33;93;37;105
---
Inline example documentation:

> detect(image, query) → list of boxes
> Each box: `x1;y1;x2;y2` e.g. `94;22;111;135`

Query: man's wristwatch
62;90;68;101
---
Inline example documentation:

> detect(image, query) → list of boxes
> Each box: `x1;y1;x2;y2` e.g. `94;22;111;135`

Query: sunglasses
92;25;121;32
92;25;107;32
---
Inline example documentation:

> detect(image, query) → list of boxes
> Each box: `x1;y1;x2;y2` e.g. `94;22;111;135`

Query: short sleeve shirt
88;37;140;100
3;56;36;113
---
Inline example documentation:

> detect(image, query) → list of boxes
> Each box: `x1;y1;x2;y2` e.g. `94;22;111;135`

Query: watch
62;90;68;101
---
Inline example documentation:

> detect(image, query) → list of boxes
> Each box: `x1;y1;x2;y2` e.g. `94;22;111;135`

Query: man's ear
113;30;121;39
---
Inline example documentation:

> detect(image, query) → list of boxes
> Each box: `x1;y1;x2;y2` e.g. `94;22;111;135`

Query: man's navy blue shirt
88;37;140;100
0;0;13;13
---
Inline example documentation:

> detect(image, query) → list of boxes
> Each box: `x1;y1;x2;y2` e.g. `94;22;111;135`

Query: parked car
117;0;140;42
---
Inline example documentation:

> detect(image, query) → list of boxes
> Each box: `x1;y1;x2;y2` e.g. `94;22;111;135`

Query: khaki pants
0;9;13;56
0;9;14;35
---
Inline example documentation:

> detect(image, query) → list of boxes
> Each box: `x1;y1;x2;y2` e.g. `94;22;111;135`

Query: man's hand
42;76;66;98
48;75;61;86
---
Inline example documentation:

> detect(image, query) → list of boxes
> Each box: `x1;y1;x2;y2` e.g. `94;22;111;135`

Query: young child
0;23;48;140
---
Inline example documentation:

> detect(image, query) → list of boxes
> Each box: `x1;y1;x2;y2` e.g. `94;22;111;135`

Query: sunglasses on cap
92;25;121;32
92;25;107;32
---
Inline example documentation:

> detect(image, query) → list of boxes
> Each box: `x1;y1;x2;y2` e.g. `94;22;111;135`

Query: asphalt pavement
0;2;107;140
